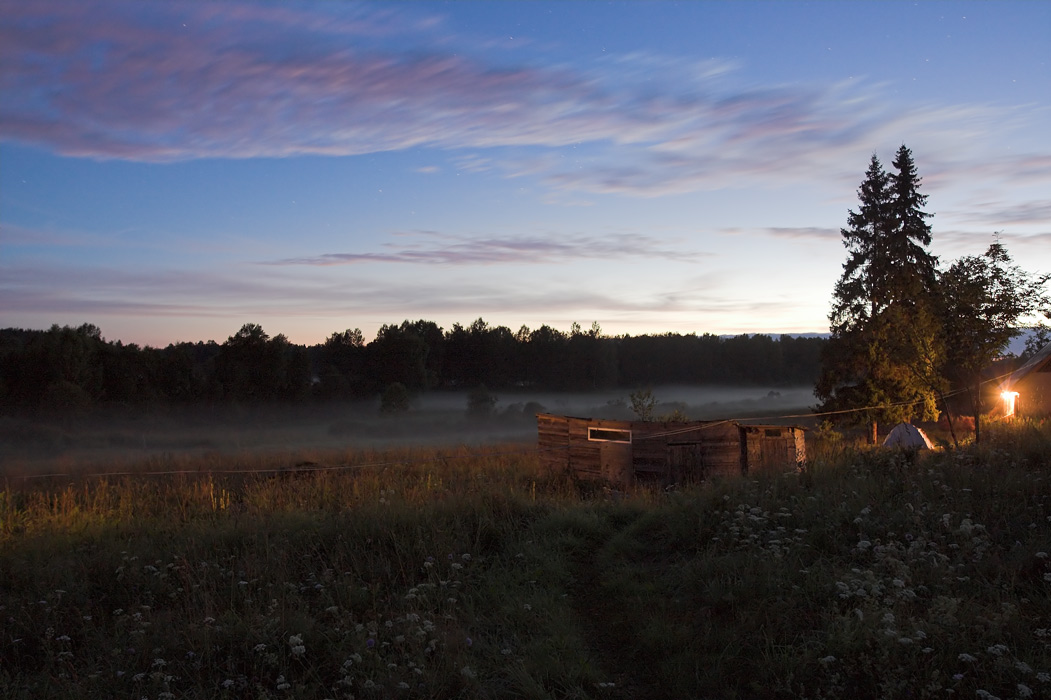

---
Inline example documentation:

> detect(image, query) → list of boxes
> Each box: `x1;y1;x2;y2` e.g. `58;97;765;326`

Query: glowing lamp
1001;390;1019;418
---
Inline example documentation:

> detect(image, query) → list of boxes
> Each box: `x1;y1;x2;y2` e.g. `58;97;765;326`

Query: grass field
2;419;1051;699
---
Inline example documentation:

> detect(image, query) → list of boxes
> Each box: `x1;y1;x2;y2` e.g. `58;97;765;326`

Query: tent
883;422;934;450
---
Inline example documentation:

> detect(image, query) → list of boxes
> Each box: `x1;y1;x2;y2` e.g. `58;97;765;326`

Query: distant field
2;419;1050;698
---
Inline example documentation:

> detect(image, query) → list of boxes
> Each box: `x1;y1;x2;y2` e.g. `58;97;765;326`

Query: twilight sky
2;1;1049;348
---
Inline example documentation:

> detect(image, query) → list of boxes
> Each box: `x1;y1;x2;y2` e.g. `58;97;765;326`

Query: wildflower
987;644;1009;656
819;655;836;665
398;682;410;689
1018;684;1033;698
958;653;978;663
1037;672;1050;683
366;638;375;648
289;634;306;656
253;644;266;653
465;637;472;647
222;679;234;689
461;553;471;561
1016;661;1033;673
461;665;475;679
276;675;291;690
203;617;216;625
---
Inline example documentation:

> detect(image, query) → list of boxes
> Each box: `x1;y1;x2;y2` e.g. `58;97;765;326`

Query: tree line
816;145;1051;444
0;320;825;416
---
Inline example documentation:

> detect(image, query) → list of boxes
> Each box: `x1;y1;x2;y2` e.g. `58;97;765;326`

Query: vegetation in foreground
2;421;1051;699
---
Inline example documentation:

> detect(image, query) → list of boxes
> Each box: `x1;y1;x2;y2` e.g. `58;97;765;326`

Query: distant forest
0;320;825;414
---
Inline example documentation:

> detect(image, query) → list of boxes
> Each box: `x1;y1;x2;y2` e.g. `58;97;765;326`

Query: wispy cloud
951;200;1051;227
267;230;705;266
2;1;1043;199
722;226;841;241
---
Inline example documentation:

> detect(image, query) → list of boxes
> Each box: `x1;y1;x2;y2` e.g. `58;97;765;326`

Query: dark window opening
589;427;632;443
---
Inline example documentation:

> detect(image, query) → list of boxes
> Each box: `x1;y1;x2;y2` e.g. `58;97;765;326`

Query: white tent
883;422;934;450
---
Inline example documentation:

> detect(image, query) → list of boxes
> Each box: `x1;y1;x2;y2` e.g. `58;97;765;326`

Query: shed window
764;428;782;437
588;427;632;443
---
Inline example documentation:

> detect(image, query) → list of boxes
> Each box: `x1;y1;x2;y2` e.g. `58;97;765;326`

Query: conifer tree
816;147;940;442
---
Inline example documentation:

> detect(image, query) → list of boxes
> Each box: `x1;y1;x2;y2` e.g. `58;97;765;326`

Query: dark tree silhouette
816;147;940;442
938;238;1051;442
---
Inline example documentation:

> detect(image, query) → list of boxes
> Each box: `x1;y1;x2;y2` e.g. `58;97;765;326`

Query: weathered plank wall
537;413;805;485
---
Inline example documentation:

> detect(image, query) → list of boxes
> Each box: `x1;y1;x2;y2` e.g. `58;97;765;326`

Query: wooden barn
1000;341;1051;418
537;413;806;486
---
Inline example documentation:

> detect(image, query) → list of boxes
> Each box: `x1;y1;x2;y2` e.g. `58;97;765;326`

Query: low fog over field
413;385;815;422
1;386;817;477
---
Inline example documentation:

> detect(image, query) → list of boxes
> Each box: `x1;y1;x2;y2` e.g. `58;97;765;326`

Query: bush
379;382;410;413
466;385;497;418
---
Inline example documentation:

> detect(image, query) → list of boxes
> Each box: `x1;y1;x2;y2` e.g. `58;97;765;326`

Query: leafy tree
444;318;515;388
366;323;432;392
466;384;498;418
379;382;410;413
564;321;617;390
317;328;367;399
213;323;309;402
816;148;940;442
523;325;568;388
937;238;1051;443
629;387;657;421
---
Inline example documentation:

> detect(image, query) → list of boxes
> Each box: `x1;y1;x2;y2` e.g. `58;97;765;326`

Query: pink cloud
268;231;704;266
1;1;1045;199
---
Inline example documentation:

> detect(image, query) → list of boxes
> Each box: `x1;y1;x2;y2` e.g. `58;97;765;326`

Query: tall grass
2;421;1050;698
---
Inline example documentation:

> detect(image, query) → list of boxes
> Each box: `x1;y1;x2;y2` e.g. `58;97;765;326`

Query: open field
2;419;1051;698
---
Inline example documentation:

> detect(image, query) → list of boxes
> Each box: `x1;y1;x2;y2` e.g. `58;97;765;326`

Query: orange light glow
1001;390;1019;418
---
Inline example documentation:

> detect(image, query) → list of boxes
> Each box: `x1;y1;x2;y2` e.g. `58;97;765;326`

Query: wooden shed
537;413;806;486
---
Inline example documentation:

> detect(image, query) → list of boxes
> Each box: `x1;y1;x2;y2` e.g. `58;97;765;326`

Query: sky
1;1;1049;348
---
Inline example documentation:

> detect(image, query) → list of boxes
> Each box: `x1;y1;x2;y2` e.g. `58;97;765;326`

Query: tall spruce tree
816;146;940;442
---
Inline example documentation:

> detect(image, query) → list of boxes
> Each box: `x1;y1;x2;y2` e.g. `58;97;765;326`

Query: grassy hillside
2;421;1050;699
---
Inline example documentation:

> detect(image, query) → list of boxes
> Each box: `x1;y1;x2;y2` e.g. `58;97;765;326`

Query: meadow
2;419;1051;699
